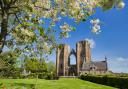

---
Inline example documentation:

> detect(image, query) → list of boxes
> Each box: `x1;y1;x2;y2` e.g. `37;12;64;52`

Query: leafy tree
0;0;125;55
47;61;56;73
24;58;47;73
0;51;20;68
47;61;56;79
0;51;20;77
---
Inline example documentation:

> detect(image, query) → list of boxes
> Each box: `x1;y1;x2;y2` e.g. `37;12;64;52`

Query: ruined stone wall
56;44;70;76
76;42;80;75
76;40;91;75
85;41;91;63
64;45;70;76
56;40;91;76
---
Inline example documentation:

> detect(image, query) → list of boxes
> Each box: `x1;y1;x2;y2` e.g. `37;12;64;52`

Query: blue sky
50;0;128;73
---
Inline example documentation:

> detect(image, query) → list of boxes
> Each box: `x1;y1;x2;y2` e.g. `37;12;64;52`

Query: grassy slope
0;78;117;89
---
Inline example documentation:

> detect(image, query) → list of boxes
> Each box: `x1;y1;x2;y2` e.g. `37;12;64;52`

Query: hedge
80;75;128;89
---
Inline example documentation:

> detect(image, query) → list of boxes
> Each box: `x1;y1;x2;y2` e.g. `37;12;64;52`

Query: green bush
0;68;22;79
24;72;55;80
26;73;37;79
45;73;53;80
80;75;128;89
38;73;47;79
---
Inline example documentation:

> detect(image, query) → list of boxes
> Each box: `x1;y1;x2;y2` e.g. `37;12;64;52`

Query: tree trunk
0;10;8;54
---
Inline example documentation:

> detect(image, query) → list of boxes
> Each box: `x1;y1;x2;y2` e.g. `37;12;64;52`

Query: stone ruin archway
68;49;77;76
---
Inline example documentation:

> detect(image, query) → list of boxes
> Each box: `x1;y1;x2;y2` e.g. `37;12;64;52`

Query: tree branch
0;0;4;9
14;14;22;24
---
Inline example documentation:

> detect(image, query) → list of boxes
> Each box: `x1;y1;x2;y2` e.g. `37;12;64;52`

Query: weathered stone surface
56;44;70;76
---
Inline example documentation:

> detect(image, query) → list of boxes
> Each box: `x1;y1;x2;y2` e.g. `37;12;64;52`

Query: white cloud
116;57;125;62
85;38;96;48
108;57;128;73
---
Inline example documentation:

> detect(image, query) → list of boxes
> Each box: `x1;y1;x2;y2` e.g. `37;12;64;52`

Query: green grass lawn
0;78;117;89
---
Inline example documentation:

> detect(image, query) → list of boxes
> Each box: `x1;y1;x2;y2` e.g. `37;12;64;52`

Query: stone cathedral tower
76;40;91;75
56;44;70;76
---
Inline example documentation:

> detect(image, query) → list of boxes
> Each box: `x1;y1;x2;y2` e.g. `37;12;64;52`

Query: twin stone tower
56;40;91;76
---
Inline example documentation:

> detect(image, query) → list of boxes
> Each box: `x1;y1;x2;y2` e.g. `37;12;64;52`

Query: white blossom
29;14;32;17
90;19;100;25
117;1;125;9
90;18;101;34
60;23;71;32
92;26;99;33
94;24;100;30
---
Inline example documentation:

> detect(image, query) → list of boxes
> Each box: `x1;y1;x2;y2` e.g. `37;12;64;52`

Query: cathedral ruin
56;40;108;76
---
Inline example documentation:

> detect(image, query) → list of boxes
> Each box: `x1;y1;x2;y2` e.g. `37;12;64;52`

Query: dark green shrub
45;73;53;80
38;73;47;79
80;74;128;89
26;73;37;78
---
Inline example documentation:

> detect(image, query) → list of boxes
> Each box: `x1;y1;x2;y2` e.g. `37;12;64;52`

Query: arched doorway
68;49;77;76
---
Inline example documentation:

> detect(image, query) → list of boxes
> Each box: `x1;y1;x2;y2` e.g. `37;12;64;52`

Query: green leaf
39;27;44;36
82;18;86;22
71;27;76;31
102;0;115;11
